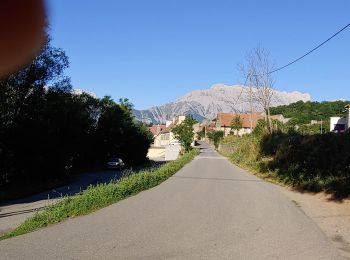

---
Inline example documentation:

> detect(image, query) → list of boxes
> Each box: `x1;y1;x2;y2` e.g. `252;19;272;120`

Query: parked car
169;141;181;146
106;158;125;170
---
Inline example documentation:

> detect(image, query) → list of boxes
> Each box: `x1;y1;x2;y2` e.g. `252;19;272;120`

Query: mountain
72;88;98;98
133;84;311;123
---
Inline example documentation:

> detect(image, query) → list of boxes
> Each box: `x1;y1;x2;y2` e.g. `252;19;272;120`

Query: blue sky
46;0;350;109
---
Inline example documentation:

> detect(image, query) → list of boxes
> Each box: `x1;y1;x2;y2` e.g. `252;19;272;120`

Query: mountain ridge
133;84;311;123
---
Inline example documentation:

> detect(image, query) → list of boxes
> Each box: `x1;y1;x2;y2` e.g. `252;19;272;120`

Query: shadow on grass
260;132;350;202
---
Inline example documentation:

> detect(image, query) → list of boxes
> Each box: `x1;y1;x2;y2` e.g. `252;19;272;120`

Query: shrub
208;131;224;149
221;130;350;198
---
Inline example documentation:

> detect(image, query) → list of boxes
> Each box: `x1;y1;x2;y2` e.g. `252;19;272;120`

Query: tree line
0;38;153;187
271;100;349;125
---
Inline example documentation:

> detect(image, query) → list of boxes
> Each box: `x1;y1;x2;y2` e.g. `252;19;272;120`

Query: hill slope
270;100;349;124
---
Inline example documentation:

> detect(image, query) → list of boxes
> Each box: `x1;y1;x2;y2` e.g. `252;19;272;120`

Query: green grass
1;149;199;240
220;133;350;199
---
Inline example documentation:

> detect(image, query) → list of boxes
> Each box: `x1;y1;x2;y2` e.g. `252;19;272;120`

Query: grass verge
1;149;199;240
219;133;350;199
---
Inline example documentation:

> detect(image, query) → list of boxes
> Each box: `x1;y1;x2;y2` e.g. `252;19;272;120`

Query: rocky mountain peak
134;84;311;124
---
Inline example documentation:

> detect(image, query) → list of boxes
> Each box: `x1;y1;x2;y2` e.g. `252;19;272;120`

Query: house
270;114;290;124
346;104;350;129
215;112;265;137
330;117;346;133
152;116;186;147
148;124;166;137
330;104;350;133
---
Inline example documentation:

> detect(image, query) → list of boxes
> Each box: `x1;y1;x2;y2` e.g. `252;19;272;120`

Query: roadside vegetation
219;120;350;199
216;46;350;199
0;149;199;240
0;34;153;201
271;100;349;125
172;116;197;152
270;100;350;134
208;130;224;149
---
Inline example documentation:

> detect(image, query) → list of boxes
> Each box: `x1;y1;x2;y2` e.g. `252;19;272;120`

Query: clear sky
46;0;350;109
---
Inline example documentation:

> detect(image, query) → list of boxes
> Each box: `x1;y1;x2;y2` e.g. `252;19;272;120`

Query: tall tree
241;46;275;134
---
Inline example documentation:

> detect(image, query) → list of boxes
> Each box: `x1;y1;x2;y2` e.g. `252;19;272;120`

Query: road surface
0;142;342;259
0;170;122;235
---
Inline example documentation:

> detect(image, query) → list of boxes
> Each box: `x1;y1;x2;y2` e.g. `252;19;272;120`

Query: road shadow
0;160;167;209
0;170;123;208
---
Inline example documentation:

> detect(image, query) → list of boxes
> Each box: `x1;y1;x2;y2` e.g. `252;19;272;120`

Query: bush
208;131;224;149
221;130;350;198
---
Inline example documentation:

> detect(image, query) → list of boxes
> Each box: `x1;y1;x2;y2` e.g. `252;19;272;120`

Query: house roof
217;112;264;128
162;123;173;133
148;124;166;136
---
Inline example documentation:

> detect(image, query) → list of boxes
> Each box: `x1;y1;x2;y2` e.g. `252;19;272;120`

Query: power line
268;23;350;74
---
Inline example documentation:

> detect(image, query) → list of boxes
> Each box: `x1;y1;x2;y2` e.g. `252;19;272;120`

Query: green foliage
253;119;269;137
208;131;224;149
222;134;261;171
197;127;205;140
221;131;350;198
0;38;152;188
297;122;328;135
172;117;197;151
230;115;243;133
271;100;349;125
0;149;199;240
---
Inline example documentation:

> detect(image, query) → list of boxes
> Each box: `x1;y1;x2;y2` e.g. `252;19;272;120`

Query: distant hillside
270;100;349;124
134;84;311;123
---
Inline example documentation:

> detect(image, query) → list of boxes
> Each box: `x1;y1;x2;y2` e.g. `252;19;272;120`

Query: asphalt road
0;143;342;259
0;170;122;235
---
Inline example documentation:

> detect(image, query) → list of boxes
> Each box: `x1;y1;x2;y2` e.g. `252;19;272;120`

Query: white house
152;116;186;147
346;104;350;129
329;104;350;133
330;117;347;133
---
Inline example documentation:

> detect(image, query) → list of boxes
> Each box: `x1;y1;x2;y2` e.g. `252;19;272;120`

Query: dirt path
277;185;350;259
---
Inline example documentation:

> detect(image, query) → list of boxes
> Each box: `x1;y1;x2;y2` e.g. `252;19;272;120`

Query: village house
214;112;290;137
148;124;166;137
151;116;186;147
215;112;265;137
330;104;350;133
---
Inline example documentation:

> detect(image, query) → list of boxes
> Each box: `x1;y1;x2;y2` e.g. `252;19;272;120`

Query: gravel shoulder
277;186;350;259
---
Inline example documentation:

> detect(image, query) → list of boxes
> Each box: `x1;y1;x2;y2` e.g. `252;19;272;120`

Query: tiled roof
148;124;166;135
217;113;264;128
162;123;173;133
